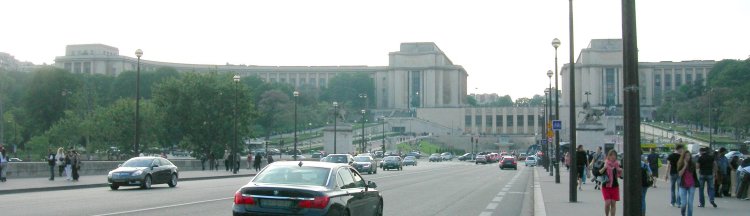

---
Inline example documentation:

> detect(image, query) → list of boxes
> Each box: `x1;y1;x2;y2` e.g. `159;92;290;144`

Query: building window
270;78;277;83
465;115;472;127
475;115;482;126
696;73;704;83
280;78;286;83
506;115;513;127
605;68;616;106
83;62;91;74
527;115;535;127
319;79;326;87
517;115;524;127
686;73;692;84
496;115;503;127
675;73;682;87
486;115;493;127
310;78;316;86
664;73;672;89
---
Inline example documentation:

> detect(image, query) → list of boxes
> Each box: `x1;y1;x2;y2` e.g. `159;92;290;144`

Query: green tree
321;73;375;109
21;67;81;136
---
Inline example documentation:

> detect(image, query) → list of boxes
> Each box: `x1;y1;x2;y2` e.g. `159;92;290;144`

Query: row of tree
655;59;750;141
0;66;376;160
466;94;547;107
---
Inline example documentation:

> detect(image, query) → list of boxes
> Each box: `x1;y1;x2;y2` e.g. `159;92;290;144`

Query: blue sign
552;120;562;131
540;140;547;144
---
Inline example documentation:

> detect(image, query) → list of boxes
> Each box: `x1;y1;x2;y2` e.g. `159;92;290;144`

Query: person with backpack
590;146;605;190
641;157;654;215
647;148;659;188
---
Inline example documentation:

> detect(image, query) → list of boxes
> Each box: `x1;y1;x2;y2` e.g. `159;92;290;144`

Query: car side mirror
367;181;377;189
117;164;122;167
151;164;158;170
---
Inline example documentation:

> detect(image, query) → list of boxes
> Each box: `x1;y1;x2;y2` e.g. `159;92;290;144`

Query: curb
0;173;255;195
533;168;547;216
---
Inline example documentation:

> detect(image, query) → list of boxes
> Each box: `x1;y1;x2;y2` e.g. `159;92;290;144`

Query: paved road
0;160;533;216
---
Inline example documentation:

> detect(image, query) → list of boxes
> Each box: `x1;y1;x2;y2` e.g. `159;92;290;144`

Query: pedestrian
665;144;684;207
736;158;750;200
201;154;207;171
564;152;570;170
267;153;274;165
647;148;659;188
208;153;215;171
64;151;73;181
678;150;699;216
246;153;253;170
47;148;56;181
234;152;241;173
56;147;65;177
575;145;587;190
714;148;730;197
254;153;262;172
0;146;8;182
695;147;718;208
71;150;81;181
599;149;622;216
590;146;605;190
641;157;653;215
224;149;230;172
729;156;740;197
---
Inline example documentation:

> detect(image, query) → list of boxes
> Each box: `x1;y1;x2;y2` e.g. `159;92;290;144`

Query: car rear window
253;166;330;186
354;157;371;162
122;158;154;167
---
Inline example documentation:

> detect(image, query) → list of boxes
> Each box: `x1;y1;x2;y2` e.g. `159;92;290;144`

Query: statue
577;101;604;124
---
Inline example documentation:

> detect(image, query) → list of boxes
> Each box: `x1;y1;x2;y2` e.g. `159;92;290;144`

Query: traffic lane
483;165;532;216
0;176;252;216
379;162;529;216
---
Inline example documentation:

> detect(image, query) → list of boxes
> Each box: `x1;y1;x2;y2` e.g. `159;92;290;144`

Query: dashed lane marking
479;211;493;216
492;196;503;202
486;202;499;210
497;192;506;196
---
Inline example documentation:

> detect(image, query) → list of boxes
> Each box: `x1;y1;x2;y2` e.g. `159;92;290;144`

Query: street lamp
359;93;368;153
308;122;312;151
134;49;143;157
584;91;592;104
551;38;561;184
293;90;299;160
381;116;386;153
333;101;338;154
233;74;240;174
546;70;553;176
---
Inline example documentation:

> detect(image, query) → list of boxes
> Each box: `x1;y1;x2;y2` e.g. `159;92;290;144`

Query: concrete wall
2;159;204;178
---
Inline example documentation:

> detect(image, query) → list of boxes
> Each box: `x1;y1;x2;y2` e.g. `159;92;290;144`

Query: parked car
525;156;537;167
311;152;322;159
353;156;378;174
486;153;499;163
429;153;442;162
374;151;384;158
382;156;403;171
232;161;383;216
499;156;517;170
440;152;453;161
321;154;354;165
518;153;528;160
475;154;488;164
107;157;179;190
292;155;307;160
726;151;744;160
458;153;475;161
8;158;22;162
403;156;418;166
406;152;422;159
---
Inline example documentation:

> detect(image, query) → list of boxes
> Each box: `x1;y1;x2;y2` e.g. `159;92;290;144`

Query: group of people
50;147;82;181
201;150;275;173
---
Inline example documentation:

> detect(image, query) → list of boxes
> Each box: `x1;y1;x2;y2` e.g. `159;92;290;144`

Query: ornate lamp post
333;101;338;154
551;38;561;184
134;49;143;157
233;74;240;174
293;90;299;160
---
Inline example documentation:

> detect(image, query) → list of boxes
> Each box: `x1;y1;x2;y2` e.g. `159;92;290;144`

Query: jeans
65;165;72;180
642;187;649;214
698;174;715;205
679;187;696;216
49;165;55;180
670;173;681;206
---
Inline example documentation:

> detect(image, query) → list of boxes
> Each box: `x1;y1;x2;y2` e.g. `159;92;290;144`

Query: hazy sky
2;0;748;99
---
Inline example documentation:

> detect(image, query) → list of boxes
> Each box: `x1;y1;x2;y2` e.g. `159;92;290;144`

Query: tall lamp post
293;91;299;160
308;123;312;151
359;93;368;153
381;116;386;153
233;74;240;174
622;0;642;213
547;70;554;176
134;49;143;157
333;101;339;154
551;38;561;184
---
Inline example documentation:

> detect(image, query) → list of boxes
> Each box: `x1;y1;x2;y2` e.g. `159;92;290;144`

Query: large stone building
53;42;469;110
0;52;37;72
557;39;716;141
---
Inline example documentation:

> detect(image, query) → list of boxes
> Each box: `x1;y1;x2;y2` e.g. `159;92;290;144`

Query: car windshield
323;155;348;163
384;157;398;161
404;156;415;160
121;158;154;167
354;157;371;162
431;153;440;156
253;165;330;186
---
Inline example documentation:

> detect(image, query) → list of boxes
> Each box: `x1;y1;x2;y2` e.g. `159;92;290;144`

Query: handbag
597;174;609;184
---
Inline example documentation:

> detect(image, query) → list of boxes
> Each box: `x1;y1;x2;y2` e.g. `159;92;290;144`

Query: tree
110;67;180;101
257;90;292;139
21;67;81;137
321;73;375;109
466;95;478;107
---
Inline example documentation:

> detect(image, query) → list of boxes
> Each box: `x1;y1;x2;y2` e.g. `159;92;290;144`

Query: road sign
552;120;562;131
548;137;553;142
547;130;553;138
541;140;547;144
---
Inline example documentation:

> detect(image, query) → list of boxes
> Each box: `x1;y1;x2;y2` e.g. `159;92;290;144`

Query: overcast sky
2;0;749;99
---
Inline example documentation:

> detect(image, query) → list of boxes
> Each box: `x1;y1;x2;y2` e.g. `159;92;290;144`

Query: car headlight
108;172;113;178
132;170;143;176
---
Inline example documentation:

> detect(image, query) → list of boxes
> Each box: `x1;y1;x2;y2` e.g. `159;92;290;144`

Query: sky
1;0;749;99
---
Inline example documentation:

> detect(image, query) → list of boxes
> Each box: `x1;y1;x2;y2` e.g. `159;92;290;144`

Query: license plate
261;199;292;208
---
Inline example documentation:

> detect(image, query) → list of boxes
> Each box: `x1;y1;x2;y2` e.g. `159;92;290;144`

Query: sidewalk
0;168;258;195
534;167;748;215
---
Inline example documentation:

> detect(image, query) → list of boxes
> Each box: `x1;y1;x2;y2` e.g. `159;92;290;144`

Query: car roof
328;154;352;157
270;161;348;169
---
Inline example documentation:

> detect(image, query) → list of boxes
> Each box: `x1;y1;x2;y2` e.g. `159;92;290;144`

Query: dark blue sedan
233;161;383;216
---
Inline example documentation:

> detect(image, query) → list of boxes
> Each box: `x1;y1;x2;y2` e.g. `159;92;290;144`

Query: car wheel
375;200;384;216
368;170;372;174
110;184;119;190
141;175;152;189
168;174;178;187
342;209;351;216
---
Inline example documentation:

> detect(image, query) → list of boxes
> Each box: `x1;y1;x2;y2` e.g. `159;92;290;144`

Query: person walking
564;152;570;170
729;156;740;197
641;157;654;215
253;153;262;172
71;151;80;181
696;147;718;208
678;150;699;216
714;148;730;197
736;158;750;200
665;144;685;207
590;146;605;190
0;146;8;182
47;148;56;181
599;150;621;216
64;151;73;181
56;147;65;177
647;148;660;188
246;153;253;170
223;149;230;172
575;145;587;190
267;153;274;166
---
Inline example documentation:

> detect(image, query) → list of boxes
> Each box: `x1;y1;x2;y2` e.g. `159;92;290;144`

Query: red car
499;156;517;170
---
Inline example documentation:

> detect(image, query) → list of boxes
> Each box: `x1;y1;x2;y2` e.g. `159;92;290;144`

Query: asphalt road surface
0;160;533;216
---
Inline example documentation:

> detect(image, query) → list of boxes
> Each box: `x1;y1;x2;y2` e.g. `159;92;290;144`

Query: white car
725;151;744;160
525;156;537;167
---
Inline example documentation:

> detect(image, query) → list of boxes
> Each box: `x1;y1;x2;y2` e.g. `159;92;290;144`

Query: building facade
54;42;468;109
417;106;544;136
557;39;715;141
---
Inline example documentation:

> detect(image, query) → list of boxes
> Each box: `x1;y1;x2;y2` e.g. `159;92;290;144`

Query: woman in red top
678;150;699;216
598;150;622;216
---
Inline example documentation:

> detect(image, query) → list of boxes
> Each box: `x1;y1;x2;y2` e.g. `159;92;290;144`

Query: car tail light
298;196;330;209
234;191;255;205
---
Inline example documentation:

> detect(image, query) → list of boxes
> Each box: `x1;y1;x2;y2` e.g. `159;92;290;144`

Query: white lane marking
492;196;503;202
479;211;493;216
502;188;510;192
497;192;506;196
533;168;547;216
486;202;499;210
91;197;231;216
